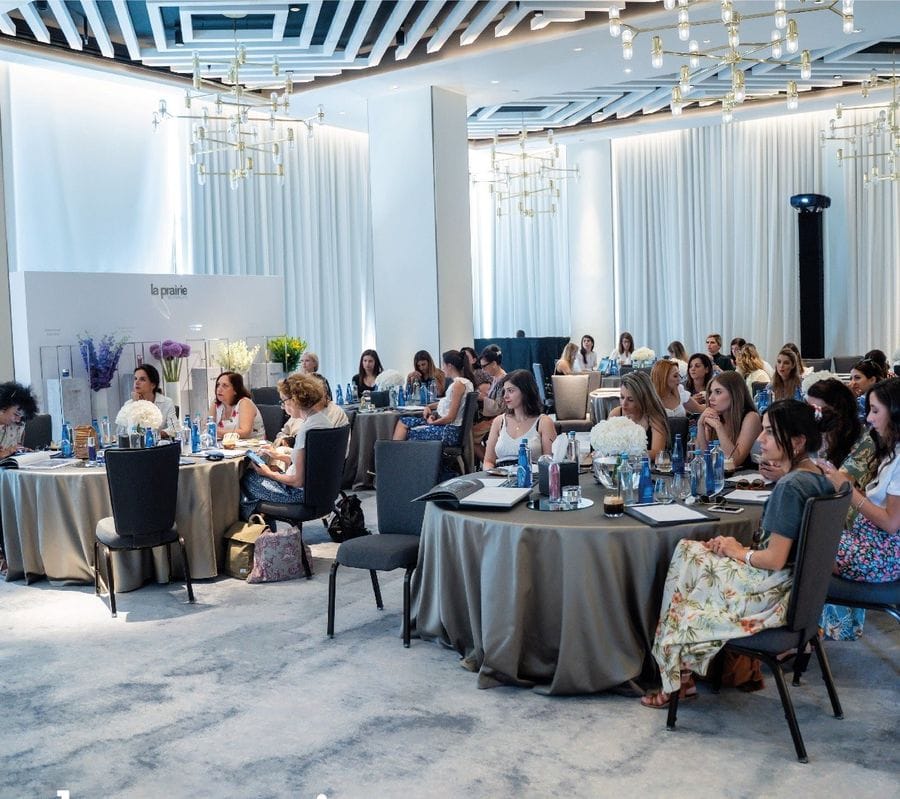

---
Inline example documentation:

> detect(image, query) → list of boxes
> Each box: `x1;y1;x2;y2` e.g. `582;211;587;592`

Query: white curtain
188;125;374;384
469;147;571;338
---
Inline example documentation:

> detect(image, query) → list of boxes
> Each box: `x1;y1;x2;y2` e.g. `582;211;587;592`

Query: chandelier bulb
679;65;691;93
651;36;664;69
664;0;675;9
278;164;285;187
609;7;621;37
786;80;799;110
151;112;159;131
621;28;633;44
622;41;633;60
316;104;325;124
678;21;690;42
842;0;854;13
721;1;733;24
727;24;739;49
271;92;278;111
678;7;689;25
689;40;700;68
272;56;280;77
732;69;746;103
774;9;786;30
842;13;854;34
671;86;683;116
786;20;799;54
800;50;811;81
770;30;782;59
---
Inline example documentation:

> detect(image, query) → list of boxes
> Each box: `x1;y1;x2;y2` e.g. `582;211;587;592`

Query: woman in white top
393;350;475;446
240;374;339;517
483;370;557;468
821;378;900;583
209;371;264;440
573;335;598;373
667;341;689;377
650;360;703;418
122;365;179;436
609;331;635;366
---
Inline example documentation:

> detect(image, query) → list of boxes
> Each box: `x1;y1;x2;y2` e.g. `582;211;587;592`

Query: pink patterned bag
246;526;312;583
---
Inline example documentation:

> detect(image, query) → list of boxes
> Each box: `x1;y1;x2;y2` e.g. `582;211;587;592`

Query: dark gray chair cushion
95;516;178;550
336;534;420;571
828;576;900;606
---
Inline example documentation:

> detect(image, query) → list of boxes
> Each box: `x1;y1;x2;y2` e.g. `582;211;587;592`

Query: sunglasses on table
734;478;767;489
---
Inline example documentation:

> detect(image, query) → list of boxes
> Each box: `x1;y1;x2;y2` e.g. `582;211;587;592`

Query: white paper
725;489;772;504
460;486;532;508
633;504;710;523
478;477;509;488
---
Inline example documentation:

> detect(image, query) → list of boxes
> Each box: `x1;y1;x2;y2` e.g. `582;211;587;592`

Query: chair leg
327;561;339;638
370;570;384;610
710;650;725;694
93;540;101;595
297;524;312;579
403;567;413;648
769;661;808;763
792;648;812;686
177;537;195;604
104;547;117;618
165;542;174;584
811;636;844;720
666;688;680;731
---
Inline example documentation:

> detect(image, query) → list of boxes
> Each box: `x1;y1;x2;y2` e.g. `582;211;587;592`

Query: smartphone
245;450;266;467
711;505;744;514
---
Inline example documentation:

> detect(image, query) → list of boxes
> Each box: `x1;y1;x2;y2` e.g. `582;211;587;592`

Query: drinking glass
592;455;618;488
653;477;674;504
672;472;691;501
655;449;672;473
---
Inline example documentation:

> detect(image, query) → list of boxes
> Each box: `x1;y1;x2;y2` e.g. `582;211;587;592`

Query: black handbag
324;491;370;543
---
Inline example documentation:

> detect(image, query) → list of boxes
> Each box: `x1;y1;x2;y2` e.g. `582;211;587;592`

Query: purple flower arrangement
77;333;127;391
149;340;192;383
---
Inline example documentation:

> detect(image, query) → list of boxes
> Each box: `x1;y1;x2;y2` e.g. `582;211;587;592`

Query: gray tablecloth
601;376;622;388
342;409;405;490
590;388;621;423
410;478;761;695
1;457;241;591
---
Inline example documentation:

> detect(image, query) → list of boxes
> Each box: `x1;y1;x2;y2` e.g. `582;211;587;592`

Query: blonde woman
609;371;669;460
554;342;579;375
771;347;803;401
696;371;762;468
651;360;703;418
735;344;770;394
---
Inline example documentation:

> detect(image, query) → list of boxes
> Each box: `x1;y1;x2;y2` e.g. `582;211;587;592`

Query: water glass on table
655;449;672;474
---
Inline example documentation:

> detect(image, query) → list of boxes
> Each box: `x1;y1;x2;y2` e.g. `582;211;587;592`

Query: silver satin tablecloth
342;409;404;490
1;457;241;591
410;478;760;695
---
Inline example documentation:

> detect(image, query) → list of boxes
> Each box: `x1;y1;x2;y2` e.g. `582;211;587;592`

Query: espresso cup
603;494;625;518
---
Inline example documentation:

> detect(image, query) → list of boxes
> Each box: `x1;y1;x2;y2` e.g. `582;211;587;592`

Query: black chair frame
443;391;478;475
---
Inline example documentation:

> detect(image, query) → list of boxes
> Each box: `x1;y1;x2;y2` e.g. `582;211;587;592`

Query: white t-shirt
287;410;337;476
866;446;900;508
573;351;598;373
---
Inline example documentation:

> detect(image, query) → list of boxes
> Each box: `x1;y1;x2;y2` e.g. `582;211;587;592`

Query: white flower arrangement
801;369;839;396
215;340;260;373
116;400;163;431
375;369;404;390
633;346;655;363
590;417;648;456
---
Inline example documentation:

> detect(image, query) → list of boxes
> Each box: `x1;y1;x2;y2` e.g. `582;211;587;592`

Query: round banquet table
590;388;621;423
342;407;428;490
1;456;242;592
410;476;762;695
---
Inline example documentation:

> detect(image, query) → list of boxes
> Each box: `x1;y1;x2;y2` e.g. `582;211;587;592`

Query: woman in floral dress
642;400;834;707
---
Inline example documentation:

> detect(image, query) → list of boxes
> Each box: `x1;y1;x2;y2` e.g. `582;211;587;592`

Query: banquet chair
664;485;852;763
666;417;688;453
327;440;443;647
826;576;900;625
94;443;193;618
258;404;288;442
804;358;832;373
832;356;863;373
532;363;553;413
587;371;603;393
251;386;280;406
254;425;351;579
22;413;51;450
443;391;478;474
551;375;592;433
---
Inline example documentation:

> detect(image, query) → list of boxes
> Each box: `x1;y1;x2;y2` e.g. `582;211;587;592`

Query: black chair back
104;444;181;538
832;356;862;373
804;358;831;372
751;381;769;395
22;413;52;450
375;441;443;536
302;425;351;511
251;386;280;406
458;391;479;473
258;404;288;441
785;485;852;639
667;416;688;454
533;363;547;403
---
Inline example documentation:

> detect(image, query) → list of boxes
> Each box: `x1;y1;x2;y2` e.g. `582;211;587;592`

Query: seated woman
393;350;474;446
651;360;703;418
782;341;810;376
239;374;341;518
299;351;332;400
821;378;900;585
735;344;770;394
684;353;714;406
274;374;347;446
573;335;598;373
483;370;556;468
863;349;891;379
608;371;669;460
728;337;747;369
609;331;635;367
641;400;834;708
122;364;179;436
554;342;579;376
406;350;446;397
696;371;762;469
771;347;803;401
209;371;264;440
352;349;383;394
667;340;689;377
849;358;882;421
0;382;39;459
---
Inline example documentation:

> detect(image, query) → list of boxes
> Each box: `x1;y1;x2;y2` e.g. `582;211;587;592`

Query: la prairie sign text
150;282;189;298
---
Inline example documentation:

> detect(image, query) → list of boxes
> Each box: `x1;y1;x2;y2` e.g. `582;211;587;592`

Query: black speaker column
790;193;831;359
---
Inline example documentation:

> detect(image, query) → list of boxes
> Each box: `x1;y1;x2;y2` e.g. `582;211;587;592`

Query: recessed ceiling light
390;84;400;90
490;79;500;84
833;74;842;80
624;67;632;74
573;47;583;52
289;5;301;10
338;110;346;115
853;27;862;33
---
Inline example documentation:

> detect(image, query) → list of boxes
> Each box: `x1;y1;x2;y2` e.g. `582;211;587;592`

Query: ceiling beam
495;3;531;38
0;12;15;36
298;0;322;49
19;3;50;44
396;0;444;61
47;0;82;51
343;0;381;61
322;0;354;57
366;1;411;67
111;0;140;60
427;2;476;55
460;1;506;47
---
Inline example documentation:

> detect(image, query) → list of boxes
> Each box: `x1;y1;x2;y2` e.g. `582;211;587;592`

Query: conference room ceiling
0;1;898;139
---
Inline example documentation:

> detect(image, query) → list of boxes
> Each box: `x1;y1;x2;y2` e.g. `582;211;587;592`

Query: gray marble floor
2;493;898;798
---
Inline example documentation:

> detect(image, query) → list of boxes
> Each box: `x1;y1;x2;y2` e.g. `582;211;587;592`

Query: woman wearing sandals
641;400;835;709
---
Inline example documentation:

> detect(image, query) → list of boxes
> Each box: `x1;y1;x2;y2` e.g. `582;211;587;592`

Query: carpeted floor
2;493;898;798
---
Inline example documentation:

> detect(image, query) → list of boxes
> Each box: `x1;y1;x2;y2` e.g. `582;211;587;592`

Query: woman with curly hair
0;382;39;459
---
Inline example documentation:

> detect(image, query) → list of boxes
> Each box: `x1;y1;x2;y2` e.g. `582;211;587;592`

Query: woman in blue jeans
393;350;475;446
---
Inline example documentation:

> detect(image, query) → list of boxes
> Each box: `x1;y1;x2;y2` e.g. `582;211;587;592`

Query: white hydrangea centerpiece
214;340;259;373
375;369;404;390
115;400;163;431
590;417;647;457
633;346;655;364
801;369;839;397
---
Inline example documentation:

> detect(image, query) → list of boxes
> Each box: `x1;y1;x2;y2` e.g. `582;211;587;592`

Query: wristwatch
744;549;754;567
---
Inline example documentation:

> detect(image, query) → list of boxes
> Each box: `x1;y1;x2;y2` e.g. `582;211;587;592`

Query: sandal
640;679;698;709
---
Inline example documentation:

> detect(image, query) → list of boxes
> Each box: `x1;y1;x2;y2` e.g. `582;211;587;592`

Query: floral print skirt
240;470;305;520
820;605;866;641
399;416;462;446
834;513;900;583
651;539;792;693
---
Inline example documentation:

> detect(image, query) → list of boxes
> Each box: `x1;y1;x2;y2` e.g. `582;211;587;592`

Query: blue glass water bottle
704;444;715;496
335;385;344;406
638;456;653;503
207;416;217;444
419;383;428;406
60;420;73;457
145;427;156;448
346;382;353;403
191;419;200;453
516;438;532;488
398;386;405;407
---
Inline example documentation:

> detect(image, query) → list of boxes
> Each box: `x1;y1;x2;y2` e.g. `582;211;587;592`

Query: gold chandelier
820;55;899;187
152;39;324;189
607;0;855;123
473;129;580;217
